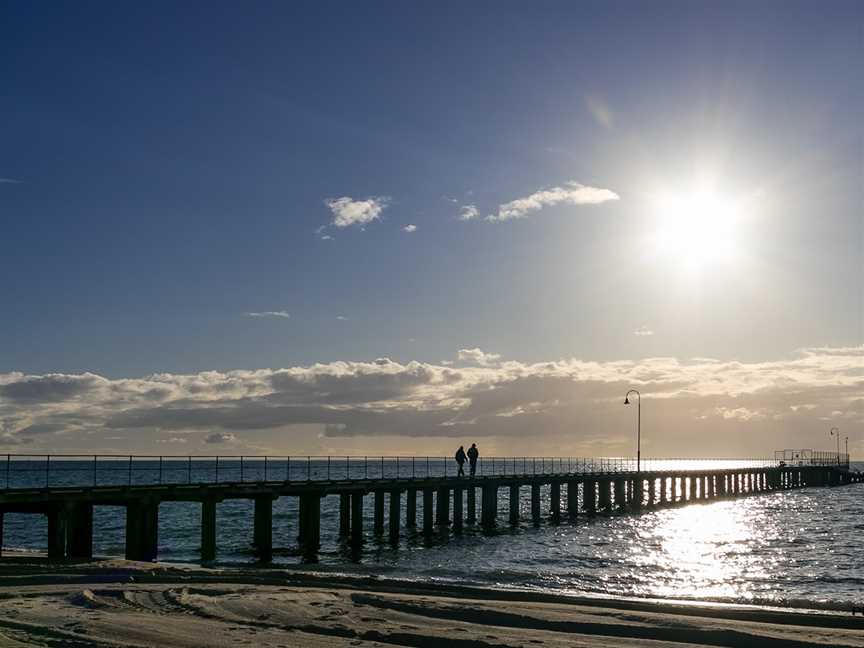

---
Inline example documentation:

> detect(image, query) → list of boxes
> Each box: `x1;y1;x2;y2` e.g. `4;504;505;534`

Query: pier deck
0;454;858;563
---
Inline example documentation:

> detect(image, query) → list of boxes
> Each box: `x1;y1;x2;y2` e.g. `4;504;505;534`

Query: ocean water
2;459;862;611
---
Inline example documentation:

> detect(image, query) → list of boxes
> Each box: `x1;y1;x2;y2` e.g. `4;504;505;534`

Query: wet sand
1;557;863;647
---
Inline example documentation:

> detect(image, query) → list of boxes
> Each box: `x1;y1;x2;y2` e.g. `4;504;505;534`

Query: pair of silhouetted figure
455;443;479;477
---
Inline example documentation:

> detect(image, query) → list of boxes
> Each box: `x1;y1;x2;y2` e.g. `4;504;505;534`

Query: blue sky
0;2;861;455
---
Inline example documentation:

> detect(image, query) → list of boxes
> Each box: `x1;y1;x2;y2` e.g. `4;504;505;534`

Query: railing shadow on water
0;453;849;491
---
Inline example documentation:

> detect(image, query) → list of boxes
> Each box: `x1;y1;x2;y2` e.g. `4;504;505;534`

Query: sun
652;189;739;272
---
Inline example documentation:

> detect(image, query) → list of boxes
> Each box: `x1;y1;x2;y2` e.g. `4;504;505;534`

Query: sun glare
653;189;739;272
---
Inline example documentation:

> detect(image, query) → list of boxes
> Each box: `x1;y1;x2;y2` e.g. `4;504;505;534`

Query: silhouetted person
455;445;467;476
467;443;479;477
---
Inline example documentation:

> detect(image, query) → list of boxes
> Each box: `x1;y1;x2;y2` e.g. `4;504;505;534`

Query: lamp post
624;389;641;472
845;436;849;463
829;427;840;465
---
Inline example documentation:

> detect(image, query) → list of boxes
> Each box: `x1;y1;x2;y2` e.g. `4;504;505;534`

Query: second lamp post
624;389;641;472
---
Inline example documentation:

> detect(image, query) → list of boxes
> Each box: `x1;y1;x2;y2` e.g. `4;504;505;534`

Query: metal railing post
45;455;50;488
128;455;132;485
307;455;311;481
327;455;331;480
215;456;220;483
264;456;268;481
159;456;164;484
93;455;97;486
188;456;192;483
240;456;244;482
5;454;10;489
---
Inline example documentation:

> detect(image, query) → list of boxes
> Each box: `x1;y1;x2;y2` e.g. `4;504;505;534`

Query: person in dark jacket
467;443;479;477
455;445;467;476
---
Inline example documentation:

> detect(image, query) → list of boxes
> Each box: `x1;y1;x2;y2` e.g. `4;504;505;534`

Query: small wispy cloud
325;196;390;228
459;204;479;221
244;310;291;319
0;178;22;184
204;432;236;444
585;96;613;129
488;182;619;222
634;325;654;337
336;315;348;321
402;224;417;233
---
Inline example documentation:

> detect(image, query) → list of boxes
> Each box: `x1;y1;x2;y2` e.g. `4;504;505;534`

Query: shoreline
2;558;864;647
0;548;864;619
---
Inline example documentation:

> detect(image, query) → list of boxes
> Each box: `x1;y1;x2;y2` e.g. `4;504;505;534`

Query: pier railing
0;453;847;491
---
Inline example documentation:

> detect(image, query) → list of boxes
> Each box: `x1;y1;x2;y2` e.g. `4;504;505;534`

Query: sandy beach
0;557;862;647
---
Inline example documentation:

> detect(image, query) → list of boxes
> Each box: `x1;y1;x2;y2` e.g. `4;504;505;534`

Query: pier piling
254;496;273;562
201;499;217;561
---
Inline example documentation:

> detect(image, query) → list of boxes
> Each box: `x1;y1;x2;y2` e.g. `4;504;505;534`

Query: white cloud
459;205;479;221
457;348;502;366
244;311;290;319
0;346;860;456
488;182;619;222
336;315;348;321
0;178;22;184
634;326;654;337
402;224;417;233
325;196;389;228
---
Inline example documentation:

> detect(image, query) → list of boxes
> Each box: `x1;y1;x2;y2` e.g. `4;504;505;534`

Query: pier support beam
531;484;541;524
406;489;417;527
634;477;643;508
584;480;596;515
339;493;350;536
254;496;273;562
467;487;476;524
509;485;520;525
374;491;385;535
422;488;434;536
350;492;364;549
648;477;656;506
201;499;216;561
388;490;401;544
567;481;579;517
613;479;625;511
47;506;67;561
481;485;497;529
66;502;93;560
125;499;158;562
298;494;321;560
550;482;561;522
436;487;450;526
453;487;463;532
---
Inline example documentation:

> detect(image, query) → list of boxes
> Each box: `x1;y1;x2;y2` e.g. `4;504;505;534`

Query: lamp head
624;396;630;405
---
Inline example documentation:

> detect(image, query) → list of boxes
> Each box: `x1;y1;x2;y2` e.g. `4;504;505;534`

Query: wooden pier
0;455;859;563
